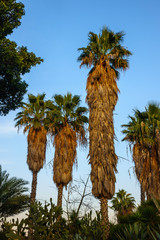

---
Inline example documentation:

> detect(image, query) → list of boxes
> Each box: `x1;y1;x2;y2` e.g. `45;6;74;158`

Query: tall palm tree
122;103;160;201
0;165;30;218
111;189;136;222
15;93;47;203
78;26;131;233
47;93;88;208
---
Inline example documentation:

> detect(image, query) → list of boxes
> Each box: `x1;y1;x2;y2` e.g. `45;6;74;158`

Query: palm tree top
78;26;132;77
46;93;88;146
111;189;136;212
122;103;160;145
15;93;47;133
122;109;147;144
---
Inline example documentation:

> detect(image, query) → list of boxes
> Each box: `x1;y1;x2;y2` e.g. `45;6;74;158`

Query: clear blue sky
1;0;160;217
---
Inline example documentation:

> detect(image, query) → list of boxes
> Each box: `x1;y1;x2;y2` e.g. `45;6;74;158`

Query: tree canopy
0;0;43;115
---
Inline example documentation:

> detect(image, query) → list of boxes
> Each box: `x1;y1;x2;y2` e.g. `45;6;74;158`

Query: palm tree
15;93;47;203
122;103;160;201
111;189;136;222
78;26;131;233
0;165;30;218
145;103;160;199
47;93;88;208
122;109;148;202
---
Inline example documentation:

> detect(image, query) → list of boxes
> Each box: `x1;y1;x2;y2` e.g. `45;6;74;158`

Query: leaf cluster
1;200;107;240
46;93;88;147
122;103;160;146
110;200;160;240
0;165;30;218
111;189;136;220
78;26;132;78
0;0;43;115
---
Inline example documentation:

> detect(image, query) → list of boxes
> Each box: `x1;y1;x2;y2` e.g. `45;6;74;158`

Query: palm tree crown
111;189;136;218
47;93;88;143
78;26;131;77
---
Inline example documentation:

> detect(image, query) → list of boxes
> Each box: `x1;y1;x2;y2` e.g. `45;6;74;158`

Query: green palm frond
14;93;47;132
47;93;88;144
78;26;132;75
0;165;29;218
111;189;136;217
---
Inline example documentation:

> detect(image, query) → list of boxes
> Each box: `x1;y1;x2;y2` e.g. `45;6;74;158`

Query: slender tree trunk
30;171;38;203
57;184;63;207
141;184;145;203
146;191;151;200
29;171;38;239
100;197;110;240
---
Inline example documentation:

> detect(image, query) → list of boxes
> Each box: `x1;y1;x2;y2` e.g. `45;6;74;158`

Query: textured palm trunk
57;184;63;207
87;66;118;240
141;184;145;203
30;171;38;203
101;197;110;240
147;191;151;200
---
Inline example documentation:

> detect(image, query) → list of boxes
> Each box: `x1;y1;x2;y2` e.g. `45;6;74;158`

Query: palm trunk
100;197;110;240
146;190;151;200
141;184;145;203
57;184;63;207
30;171;38;203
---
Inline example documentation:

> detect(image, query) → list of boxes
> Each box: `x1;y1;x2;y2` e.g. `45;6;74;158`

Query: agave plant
116;223;147;240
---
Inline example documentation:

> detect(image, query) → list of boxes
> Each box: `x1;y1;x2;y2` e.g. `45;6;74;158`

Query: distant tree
111;189;136;222
47;93;88;209
0;165;29;218
0;0;43;115
78;26;131;238
15;94;47;203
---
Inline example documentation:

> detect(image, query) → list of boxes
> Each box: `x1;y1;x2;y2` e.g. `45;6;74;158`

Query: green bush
0;231;8;240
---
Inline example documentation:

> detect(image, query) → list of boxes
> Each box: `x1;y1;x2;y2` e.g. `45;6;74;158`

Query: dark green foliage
111;189;136;221
0;165;30;218
115;223;148;240
118;199;160;226
0;0;43;115
67;210;106;240
0;231;8;240
111;223;160;240
78;26;132;77
46;93;88;137
2;200;107;240
110;200;160;240
136;199;160;227
26;200;68;240
3;198;160;239
15;93;47;131
80;211;106;240
3;199;68;240
150;225;160;240
0;0;25;39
